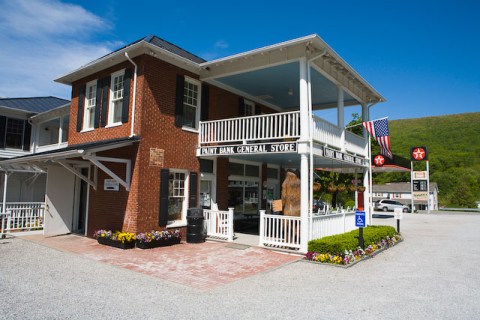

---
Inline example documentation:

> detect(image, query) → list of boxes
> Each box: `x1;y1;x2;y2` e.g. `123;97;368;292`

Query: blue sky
1;0;479;122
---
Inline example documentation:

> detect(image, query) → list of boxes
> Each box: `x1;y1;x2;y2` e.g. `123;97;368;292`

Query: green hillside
374;112;480;208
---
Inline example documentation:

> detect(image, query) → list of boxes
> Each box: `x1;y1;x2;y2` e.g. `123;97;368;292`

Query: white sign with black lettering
394;208;404;220
104;179;119;191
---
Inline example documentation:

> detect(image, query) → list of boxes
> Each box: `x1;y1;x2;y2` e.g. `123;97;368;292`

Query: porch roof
199;34;385;110
0;137;139;172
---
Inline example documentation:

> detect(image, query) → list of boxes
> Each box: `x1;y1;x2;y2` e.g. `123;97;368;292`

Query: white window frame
182;77;201;131
107;69;125;127
167;169;189;228
83;80;97;131
244;99;255;116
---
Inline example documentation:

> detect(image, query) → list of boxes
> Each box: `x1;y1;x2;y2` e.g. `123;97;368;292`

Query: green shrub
308;225;397;255
344;200;356;208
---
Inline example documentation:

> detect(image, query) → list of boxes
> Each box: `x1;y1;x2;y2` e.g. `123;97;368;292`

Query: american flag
362;118;393;159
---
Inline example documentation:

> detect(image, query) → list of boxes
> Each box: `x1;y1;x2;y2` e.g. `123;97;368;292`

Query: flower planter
136;237;181;249
97;237;135;249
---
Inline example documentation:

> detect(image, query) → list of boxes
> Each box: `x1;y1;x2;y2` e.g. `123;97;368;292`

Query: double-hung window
244;100;255;116
182;77;201;129
5;118;25;149
108;70;125;126
168;171;188;222
83;80;97;131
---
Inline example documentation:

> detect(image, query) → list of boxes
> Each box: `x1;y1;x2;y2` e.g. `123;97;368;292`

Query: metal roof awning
0;137;140;191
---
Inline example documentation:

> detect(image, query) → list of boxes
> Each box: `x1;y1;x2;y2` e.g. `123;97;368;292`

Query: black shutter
238;97;245;116
121;68;132;123
174;75;185;127
76;85;86;132
159;169;170;227
23;121;31;151
200;84;209;121
94;78;103;128
100;76;110;127
189;172;198;208
255;105;261;115
0;116;6;148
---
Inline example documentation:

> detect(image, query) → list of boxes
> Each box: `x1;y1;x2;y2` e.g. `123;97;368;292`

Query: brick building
1;34;386;252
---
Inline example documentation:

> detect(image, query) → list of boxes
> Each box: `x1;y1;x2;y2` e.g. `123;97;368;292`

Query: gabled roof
145;35;205;63
0;97;70;114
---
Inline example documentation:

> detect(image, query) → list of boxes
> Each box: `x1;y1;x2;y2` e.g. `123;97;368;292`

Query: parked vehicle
374;199;409;213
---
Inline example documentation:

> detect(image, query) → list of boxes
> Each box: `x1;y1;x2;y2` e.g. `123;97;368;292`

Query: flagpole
368;135;373;225
345;116;388;129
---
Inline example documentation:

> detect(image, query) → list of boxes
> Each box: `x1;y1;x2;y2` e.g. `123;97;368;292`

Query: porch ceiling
211;62;357;111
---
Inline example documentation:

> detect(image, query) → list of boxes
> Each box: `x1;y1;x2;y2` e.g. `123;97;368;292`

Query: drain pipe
125;52;138;137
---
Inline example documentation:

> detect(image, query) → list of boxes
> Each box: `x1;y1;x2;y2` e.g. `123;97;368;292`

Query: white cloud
0;0;118;99
214;40;229;49
200;40;230;61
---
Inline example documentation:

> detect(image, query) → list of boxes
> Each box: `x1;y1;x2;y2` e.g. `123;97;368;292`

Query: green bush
308;225;397;255
344;200;356;208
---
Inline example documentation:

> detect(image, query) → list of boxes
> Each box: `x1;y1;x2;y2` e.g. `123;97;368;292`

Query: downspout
307;48;327;240
124;52;138;137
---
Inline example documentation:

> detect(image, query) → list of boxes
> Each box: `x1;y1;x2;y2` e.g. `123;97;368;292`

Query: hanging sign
373;154;385;166
198;142;297;156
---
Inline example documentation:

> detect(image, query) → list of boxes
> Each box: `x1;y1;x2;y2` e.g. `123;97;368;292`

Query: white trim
167;169;189;226
107;69;126;127
183;76;202;130
181;126;199;134
83;80;97;131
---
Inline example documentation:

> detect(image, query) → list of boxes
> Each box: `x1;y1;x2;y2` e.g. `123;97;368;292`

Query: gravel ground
1;211;480;319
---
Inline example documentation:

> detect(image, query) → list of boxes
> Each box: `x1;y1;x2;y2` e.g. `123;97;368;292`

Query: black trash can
187;208;205;243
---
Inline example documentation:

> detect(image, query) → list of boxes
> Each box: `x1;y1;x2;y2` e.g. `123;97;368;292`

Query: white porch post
362;103;372;225
2;172;9;215
299;58;309;253
337;87;345;152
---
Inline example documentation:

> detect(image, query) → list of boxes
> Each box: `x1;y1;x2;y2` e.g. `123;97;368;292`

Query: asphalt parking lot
1;211;479;319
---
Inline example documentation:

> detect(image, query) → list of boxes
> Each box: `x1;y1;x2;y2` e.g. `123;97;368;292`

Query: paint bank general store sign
197;142;297;156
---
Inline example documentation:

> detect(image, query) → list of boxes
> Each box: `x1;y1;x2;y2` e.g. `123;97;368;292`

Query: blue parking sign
355;210;366;227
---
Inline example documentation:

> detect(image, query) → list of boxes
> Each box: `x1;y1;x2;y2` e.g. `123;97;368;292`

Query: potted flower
93;230;136;249
357;186;366;192
327;183;337;193
313;182;321;192
337;183;346;192
136;229;182;249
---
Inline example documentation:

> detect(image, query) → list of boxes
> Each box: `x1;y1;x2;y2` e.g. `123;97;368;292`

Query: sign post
355;210;366;248
410;147;429;213
394;208;403;233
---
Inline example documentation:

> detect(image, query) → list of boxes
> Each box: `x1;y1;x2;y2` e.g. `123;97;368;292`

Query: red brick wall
72;54;276;235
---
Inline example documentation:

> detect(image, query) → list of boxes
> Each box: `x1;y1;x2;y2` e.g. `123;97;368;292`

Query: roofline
29;103;70;120
54;40;201;85
0;105;35;115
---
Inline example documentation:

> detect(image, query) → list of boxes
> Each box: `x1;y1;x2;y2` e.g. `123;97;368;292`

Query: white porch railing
199;111;301;145
259;210;301;249
311;211;356;240
203;208;234;241
1;202;45;234
312;115;342;148
345;131;367;156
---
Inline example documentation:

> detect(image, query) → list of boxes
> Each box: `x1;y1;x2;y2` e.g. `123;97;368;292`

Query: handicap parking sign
355;210;366;227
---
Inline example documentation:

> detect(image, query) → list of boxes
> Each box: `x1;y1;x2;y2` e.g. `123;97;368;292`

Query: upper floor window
183;78;201;129
83;80;97;131
244;100;255;116
0;116;30;150
108;70;125;126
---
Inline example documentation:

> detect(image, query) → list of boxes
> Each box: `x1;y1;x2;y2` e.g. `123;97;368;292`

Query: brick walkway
19;234;301;290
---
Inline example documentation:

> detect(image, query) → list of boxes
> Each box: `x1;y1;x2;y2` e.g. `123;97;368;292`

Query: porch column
2;172;9;215
362;103;372;225
300;153;309;253
337;87;345;152
299;58;309;253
